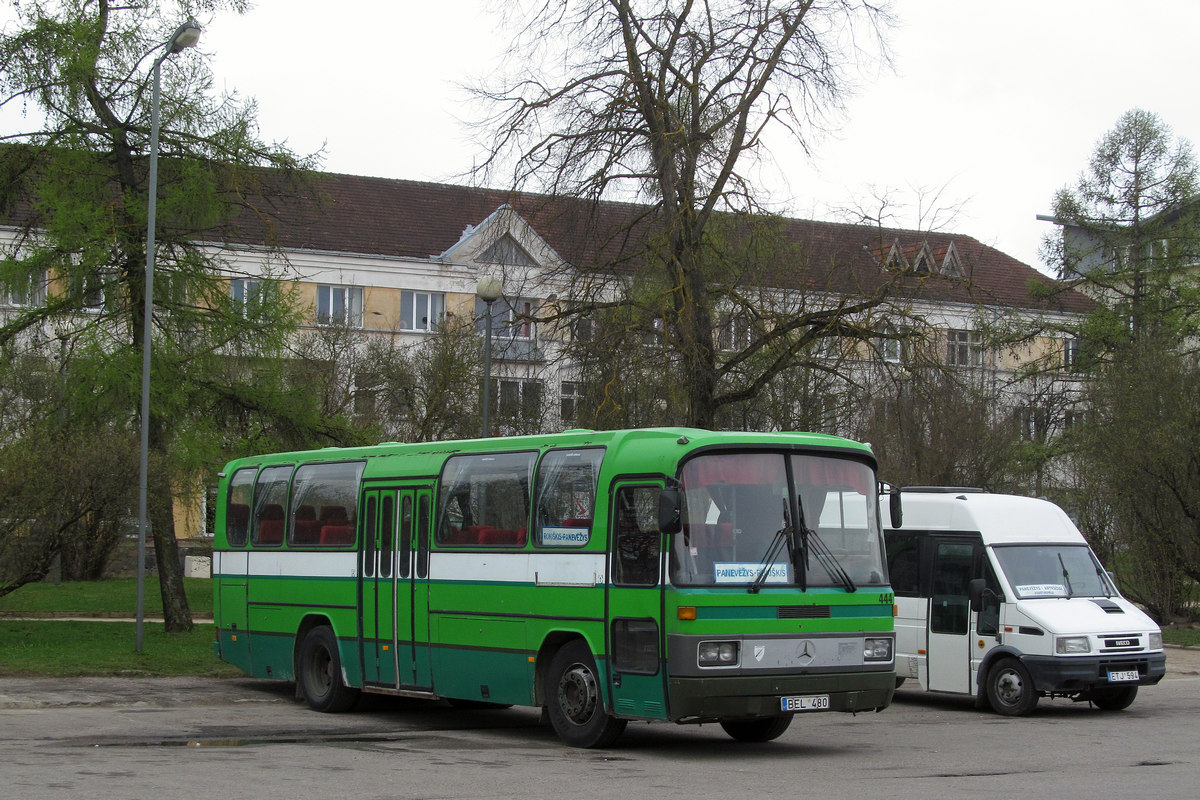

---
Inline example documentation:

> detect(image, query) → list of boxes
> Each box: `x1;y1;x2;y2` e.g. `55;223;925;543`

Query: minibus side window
886;531;922;596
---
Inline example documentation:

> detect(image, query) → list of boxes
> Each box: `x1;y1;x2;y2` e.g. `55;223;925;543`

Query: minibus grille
777;605;832;619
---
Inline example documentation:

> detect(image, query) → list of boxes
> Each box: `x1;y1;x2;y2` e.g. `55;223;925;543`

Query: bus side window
225;467;256;547
533;448;604;547
437;452;536;547
886;531;922;596
288;461;366;548
252;466;292;547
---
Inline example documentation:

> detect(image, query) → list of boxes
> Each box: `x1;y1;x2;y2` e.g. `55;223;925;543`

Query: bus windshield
992;544;1115;599
669;452;885;588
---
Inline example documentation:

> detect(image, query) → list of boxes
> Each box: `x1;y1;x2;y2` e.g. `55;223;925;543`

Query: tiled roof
1;157;1082;316
223;171;1091;315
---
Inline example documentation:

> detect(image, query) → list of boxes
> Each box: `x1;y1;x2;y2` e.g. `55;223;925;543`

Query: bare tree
473;1;920;428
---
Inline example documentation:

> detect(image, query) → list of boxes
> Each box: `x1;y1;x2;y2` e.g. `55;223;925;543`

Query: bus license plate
1108;670;1139;682
781;694;830;712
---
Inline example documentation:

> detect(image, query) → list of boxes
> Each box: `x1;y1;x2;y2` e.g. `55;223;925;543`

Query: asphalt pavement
1;645;1197;710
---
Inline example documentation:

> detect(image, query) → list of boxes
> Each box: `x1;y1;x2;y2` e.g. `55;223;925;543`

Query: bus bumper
666;670;895;721
1021;652;1167;692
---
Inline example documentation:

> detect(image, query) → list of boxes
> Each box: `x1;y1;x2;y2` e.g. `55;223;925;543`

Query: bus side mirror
968;578;986;612
658;488;682;535
888;491;903;529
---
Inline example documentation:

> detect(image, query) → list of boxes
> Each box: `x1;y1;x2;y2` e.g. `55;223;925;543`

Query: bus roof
220;427;876;479
887;491;1086;546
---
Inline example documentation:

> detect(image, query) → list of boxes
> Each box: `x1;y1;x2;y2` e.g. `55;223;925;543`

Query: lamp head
476;275;503;303
168;19;202;53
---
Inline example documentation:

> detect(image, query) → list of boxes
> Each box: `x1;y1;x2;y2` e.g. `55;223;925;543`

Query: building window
400;290;444;332
492;378;543;421
1;272;44;307
231;279;260;315
477;297;536;340
506;299;534;340
560;380;584;424
69;269;106;312
946;329;984;367
879;326;903;363
716;311;751;352
316;285;363;327
1062;338;1079;371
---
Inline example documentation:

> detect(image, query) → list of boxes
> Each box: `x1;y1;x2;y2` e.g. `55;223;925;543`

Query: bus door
395;485;434;690
605;483;668;719
926;535;981;694
361;488;399;688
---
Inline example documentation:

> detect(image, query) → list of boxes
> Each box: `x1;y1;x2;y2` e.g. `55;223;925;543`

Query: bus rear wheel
298;625;359;713
986;657;1038;716
719;715;793;742
546;641;627;748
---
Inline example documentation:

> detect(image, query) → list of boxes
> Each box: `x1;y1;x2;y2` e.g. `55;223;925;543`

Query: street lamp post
476;276;503;438
136;19;201;653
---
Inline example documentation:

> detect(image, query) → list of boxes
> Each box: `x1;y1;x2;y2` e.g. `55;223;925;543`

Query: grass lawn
0;578;237;677
0;620;241;677
1163;626;1200;648
0;577;213;617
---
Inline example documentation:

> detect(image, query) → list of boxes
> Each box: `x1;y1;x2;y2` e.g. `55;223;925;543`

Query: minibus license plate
781;694;830;712
1108;669;1139;682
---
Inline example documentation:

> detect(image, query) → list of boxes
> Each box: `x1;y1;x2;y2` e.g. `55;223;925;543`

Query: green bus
212;427;895;747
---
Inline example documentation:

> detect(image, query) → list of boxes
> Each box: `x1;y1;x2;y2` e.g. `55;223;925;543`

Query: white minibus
884;487;1165;715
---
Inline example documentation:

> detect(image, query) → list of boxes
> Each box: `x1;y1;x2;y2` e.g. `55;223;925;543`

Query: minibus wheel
298;625;360;713
719;715;793;742
546;640;627;748
1089;685;1138;711
985;657;1038;716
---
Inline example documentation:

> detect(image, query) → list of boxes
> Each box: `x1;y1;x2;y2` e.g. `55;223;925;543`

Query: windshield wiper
748;526;793;594
1058;553;1074;598
806;526;857;593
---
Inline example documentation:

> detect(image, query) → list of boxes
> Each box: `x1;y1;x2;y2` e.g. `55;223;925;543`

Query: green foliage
0;1;352;627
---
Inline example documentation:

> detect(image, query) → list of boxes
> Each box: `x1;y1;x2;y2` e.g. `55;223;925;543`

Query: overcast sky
17;1;1200;273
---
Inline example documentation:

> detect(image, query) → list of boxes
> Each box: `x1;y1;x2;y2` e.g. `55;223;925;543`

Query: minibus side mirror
888;490;903;529
968;578;986;612
658;488;682;535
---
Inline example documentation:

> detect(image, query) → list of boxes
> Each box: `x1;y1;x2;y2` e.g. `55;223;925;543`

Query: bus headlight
698;641;739;667
863;637;892;662
1055;635;1090;654
1149;632;1162;650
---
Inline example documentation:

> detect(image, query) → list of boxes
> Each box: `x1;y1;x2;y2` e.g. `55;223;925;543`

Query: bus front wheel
985;657;1038;716
546;641;627;748
719;715;793;742
297;625;359;713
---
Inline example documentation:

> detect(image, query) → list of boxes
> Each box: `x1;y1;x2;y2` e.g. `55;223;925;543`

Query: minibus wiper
748;526;793;594
1058;553;1074;598
806;526;857;593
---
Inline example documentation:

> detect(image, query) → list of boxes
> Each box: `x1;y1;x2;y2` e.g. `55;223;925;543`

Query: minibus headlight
1149;632;1163;650
698;641;739;667
1055;635;1090;654
863;637;892;662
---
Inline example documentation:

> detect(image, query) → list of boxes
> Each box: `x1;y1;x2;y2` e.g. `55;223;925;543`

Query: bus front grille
777;605;832;619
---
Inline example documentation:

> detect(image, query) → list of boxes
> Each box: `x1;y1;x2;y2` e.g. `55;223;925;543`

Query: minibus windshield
669;452;885;588
992;543;1115;599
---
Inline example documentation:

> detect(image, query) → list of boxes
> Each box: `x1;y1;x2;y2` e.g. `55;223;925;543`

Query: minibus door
605;483;668;720
360;489;400;688
926;536;978;694
395;485;434;690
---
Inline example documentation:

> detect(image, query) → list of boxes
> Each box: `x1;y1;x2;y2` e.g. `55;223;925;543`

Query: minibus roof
887;490;1087;546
